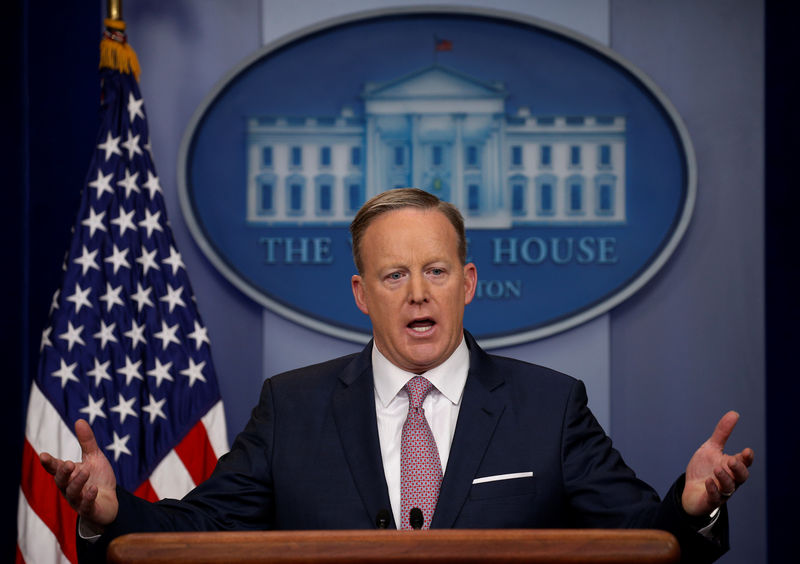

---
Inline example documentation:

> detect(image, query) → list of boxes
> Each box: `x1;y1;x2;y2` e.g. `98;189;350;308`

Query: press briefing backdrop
8;1;766;563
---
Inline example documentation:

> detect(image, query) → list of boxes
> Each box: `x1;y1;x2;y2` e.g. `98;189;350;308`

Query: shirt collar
372;337;469;408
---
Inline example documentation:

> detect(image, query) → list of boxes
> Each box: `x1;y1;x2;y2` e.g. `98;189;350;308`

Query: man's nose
408;274;429;304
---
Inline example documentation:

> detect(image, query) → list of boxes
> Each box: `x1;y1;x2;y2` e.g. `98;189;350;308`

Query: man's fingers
77;484;98;516
75;419;100;458
708;410;740;449
705;476;722;507
728;456;750;485
715;466;736;496
52;460;76;491
64;467;90;507
39;452;59;476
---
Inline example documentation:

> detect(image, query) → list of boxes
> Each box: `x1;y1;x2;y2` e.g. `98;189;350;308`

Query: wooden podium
107;529;680;564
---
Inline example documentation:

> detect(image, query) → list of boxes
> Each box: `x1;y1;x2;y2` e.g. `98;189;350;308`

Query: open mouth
407;318;435;334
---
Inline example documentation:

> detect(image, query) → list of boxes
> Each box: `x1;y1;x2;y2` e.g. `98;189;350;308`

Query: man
42;188;752;562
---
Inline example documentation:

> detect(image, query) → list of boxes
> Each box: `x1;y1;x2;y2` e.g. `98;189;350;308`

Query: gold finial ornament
100;0;141;80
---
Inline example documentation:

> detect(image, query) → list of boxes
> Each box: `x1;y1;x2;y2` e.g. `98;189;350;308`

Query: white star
154;320;181;349
130;282;154;312
180;358;207;387
110;393;138;424
58;321;85;351
110;206;137;236
88;168;114;198
142;171;162;198
159;283;186;313
93;320;118;349
86;358;112;387
187;321;210;350
124;319;147;349
116;169;140;198
104;244;131;275
162;246;185;275
142;394;167;424
52;358;80;388
97;131;122;162
146;358;174;388
105;431;132;461
49;289;60;314
136;245;160;276
81;207;107;237
138;208;163;238
117;356;143;386
66;282;93;313
40;326;53;351
99;282;124;312
79;395;107;425
73;245;100;275
121;131;143;160
127;92;145;123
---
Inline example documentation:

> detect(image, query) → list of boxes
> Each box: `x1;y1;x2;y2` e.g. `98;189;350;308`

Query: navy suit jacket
83;332;727;562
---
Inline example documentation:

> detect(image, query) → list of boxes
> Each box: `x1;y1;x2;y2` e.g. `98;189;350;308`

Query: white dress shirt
372;337;469;529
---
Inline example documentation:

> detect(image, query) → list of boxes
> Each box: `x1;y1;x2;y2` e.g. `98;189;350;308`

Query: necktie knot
405;376;434;410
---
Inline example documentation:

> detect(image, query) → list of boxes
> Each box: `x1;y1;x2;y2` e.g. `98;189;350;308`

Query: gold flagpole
107;0;122;21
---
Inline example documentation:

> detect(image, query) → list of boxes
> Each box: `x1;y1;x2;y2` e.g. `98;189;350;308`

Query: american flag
16;47;228;563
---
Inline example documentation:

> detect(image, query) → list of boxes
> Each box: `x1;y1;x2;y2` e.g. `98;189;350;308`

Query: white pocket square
472;471;534;485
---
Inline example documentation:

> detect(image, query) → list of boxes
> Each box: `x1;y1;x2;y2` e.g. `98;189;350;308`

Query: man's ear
351;274;369;315
463;262;477;305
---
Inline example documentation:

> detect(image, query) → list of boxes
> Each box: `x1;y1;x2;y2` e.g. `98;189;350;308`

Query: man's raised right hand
39;419;119;528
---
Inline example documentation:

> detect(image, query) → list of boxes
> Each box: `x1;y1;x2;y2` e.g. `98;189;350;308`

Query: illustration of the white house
246;64;626;228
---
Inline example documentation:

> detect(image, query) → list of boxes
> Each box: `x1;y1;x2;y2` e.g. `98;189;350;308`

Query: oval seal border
177;5;696;348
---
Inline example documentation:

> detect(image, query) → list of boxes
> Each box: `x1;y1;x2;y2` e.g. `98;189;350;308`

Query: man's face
351;207;477;374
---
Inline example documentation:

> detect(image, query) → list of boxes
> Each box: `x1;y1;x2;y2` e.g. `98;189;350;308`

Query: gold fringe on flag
100;18;141;81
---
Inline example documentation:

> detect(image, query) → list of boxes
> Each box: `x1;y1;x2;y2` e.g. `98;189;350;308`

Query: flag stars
50;289;60;314
180;358;207;387
110;393;138;424
79;396;107;425
86;358;112;387
127;92;145;123
66;282;93;313
163;246;185;275
136;245;160;276
124;319;147;348
73;245;100;275
51;359;79;388
105;431;132;461
159;283;186;313
138;208;163;238
58;321;86;351
111;206;136;236
99;282;125;312
117;355;143;386
142;394;167;424
130;282;154;312
104;244;131;275
154;321;181;349
81;207;107;237
188;321;210;350
97;131;122;162
93;320;118;349
142;171;162;198
88;168;115;198
40;326;53;352
122;130;143;160
146;358;174;388
116;169;140;198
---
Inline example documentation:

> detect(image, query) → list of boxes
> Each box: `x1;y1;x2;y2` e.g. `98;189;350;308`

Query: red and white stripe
16;382;228;564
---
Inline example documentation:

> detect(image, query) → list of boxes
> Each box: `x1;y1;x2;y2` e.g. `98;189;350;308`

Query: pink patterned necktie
400;376;442;530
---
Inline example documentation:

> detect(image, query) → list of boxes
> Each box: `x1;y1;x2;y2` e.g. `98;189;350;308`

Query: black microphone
375;508;391;529
409;507;424;530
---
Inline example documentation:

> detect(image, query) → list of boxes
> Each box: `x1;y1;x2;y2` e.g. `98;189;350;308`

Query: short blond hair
349;188;467;273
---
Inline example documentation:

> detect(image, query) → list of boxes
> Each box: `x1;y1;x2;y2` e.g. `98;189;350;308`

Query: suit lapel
431;332;506;528
332;343;395;528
